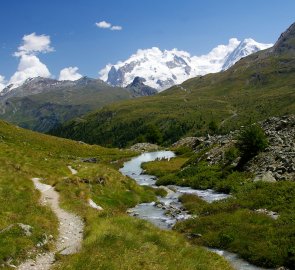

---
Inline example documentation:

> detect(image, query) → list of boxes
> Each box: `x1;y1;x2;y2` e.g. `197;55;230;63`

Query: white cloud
8;33;53;87
9;54;51;86
59;66;82;81
96;21;112;29
111;25;122;31
95;21;122;31
0;75;6;91
15;32;54;57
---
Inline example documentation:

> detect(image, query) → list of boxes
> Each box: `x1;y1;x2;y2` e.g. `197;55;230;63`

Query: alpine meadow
0;1;294;270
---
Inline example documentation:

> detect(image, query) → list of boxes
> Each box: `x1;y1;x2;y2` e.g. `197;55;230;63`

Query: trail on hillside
220;110;238;127
18;176;84;270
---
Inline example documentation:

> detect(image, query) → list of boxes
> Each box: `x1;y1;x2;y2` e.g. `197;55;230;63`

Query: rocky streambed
120;151;272;270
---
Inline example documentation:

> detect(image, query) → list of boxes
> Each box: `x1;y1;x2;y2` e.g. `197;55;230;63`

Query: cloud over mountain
8;33;53;88
9;54;51;87
14;33;54;56
0;75;6;91
59;67;83;81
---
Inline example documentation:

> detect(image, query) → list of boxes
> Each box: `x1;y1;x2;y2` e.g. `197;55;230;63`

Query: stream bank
120;151;272;270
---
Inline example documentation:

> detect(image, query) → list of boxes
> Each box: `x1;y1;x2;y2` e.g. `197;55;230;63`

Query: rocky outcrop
174;115;295;181
126;77;157;97
129;143;160;152
172;137;203;149
246;115;295;181
270;22;295;55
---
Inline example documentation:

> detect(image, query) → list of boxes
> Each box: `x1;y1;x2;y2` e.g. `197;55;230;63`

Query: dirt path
220;110;238;127
18;177;84;270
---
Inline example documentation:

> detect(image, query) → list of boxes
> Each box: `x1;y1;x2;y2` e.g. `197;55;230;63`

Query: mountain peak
23;77;57;85
221;38;273;70
129;76;146;86
126;76;157;97
75;76;96;85
100;39;273;91
271;22;295;54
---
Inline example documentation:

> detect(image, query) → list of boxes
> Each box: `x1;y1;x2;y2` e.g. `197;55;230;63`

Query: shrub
237;124;268;163
208;120;218;134
224;146;240;165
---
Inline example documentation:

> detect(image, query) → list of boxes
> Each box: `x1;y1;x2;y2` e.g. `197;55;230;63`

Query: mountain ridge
0;76;156;132
100;38;273;91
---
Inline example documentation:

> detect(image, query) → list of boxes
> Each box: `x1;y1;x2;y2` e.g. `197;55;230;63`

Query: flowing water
120;151;272;270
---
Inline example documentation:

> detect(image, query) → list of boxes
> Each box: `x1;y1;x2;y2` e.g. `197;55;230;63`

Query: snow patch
88;199;103;210
68;166;78;175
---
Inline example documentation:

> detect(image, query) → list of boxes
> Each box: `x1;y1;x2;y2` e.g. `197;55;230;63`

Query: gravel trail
18;176;84;270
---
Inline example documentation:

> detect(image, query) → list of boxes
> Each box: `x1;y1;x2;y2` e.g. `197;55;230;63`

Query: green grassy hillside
0;77;156;133
50;23;295;147
0;120;232;269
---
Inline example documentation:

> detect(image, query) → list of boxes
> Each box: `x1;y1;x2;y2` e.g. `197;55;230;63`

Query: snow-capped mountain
99;38;273;91
221;38;273;70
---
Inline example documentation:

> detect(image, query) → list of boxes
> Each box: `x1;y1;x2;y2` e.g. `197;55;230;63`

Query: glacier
99;38;273;91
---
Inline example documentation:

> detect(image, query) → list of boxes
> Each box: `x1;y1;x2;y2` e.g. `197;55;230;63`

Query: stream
120;151;271;270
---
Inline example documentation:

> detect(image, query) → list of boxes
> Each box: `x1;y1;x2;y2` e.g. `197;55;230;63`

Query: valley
50;23;295;148
0;5;294;270
0;120;233;269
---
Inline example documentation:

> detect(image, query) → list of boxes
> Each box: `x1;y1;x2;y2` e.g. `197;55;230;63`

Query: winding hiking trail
18;172;84;270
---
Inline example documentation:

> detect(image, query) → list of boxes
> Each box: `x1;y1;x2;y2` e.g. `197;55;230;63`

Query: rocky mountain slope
174;115;295;182
126;77;158;96
99;38;272;90
51;22;295;148
0;76;156;132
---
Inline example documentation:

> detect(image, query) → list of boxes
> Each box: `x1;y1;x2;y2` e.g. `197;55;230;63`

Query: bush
224;146;240;165
237;124;268;163
208;120;218;134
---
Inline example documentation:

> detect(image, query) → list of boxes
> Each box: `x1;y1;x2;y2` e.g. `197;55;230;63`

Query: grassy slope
50;52;295;147
0;120;232;270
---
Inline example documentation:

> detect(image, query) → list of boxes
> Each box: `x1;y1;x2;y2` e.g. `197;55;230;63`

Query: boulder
254;171;277;183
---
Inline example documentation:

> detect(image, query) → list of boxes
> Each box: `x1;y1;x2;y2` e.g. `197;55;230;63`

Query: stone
17;223;32;236
81;157;98;163
129;143;160;152
254;171;277;183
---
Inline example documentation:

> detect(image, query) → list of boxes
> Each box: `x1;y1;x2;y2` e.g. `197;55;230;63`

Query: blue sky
0;0;295;83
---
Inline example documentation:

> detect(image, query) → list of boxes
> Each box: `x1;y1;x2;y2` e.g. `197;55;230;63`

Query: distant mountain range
52;22;295;147
0;76;156;132
0;34;275;134
99;38;273;91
